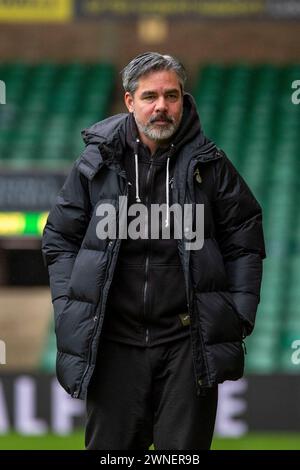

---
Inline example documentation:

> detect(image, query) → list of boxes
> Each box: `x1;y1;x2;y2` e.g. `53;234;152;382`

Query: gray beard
134;111;182;142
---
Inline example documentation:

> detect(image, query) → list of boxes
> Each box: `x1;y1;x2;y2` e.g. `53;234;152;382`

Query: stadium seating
0;62;115;168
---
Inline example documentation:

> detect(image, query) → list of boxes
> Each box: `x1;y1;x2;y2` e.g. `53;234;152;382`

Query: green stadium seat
0;61;116;168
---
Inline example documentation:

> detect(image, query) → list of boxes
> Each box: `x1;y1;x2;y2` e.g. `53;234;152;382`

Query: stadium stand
0;62;115;169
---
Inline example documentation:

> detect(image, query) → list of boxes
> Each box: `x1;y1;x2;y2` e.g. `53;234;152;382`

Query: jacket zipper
143;157;154;345
192;158;213;389
73;174;128;399
177;152;221;392
144;253;150;344
189;148;231;389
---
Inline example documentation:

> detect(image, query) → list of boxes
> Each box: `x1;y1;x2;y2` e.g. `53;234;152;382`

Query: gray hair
121;52;187;95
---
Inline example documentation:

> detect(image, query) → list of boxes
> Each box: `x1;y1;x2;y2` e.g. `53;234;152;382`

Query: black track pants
85;336;218;450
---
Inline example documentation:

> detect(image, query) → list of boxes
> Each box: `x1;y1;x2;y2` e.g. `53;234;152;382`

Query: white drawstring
134;139;174;227
134;138;141;203
165;156;170;228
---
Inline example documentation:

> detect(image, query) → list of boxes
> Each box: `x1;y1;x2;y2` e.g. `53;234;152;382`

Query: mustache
149;113;174;124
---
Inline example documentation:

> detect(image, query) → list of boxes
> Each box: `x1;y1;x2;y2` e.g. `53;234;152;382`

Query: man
42;52;266;450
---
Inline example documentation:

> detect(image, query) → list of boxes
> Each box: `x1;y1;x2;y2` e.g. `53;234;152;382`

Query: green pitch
0;433;300;450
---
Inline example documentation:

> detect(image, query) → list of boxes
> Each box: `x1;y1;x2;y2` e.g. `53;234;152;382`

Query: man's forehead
135;70;181;93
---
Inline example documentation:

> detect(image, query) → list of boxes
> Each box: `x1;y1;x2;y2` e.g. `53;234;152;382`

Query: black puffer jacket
102;101;203;347
42;93;266;400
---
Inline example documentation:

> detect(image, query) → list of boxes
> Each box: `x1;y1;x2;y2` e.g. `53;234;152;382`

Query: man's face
124;69;183;143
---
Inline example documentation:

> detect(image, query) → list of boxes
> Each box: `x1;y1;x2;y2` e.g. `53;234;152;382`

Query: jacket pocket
56;299;95;358
196;291;243;345
67;249;108;304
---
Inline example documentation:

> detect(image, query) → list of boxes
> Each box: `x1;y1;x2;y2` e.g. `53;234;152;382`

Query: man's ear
124;92;134;112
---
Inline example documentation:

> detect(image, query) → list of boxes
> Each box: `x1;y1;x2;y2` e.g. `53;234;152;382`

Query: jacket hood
172;92;208;151
81;113;127;147
78;93;218;181
81;92;209;154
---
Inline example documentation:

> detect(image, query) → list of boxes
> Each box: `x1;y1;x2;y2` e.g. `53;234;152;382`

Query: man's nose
154;96;168;112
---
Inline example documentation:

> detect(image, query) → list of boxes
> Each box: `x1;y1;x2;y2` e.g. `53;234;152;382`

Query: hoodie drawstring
134;138;141;203
165;144;176;228
165;156;170;228
133;140;175;228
